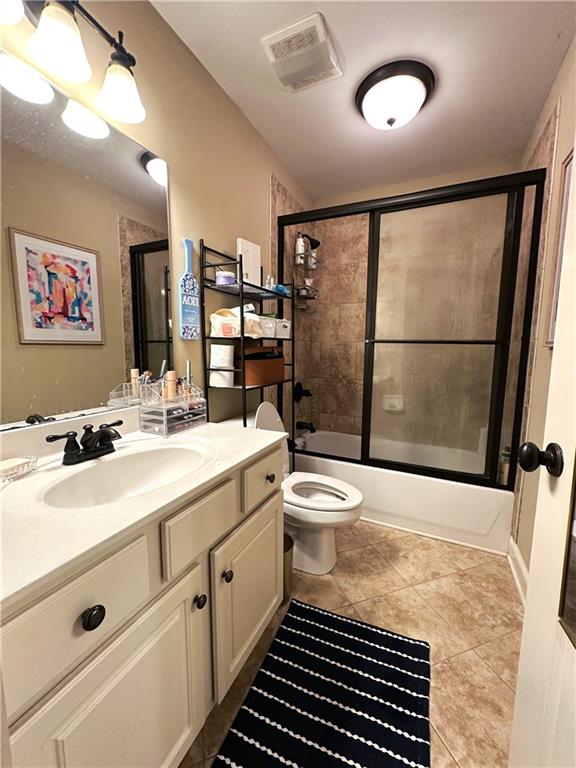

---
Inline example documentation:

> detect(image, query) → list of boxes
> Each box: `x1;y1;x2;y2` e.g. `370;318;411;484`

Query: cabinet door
10;566;207;768
211;492;283;702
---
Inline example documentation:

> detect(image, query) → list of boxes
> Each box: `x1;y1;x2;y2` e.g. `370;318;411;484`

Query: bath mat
214;599;431;768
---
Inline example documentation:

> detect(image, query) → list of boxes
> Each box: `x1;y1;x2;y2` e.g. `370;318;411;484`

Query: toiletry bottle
130;368;140;397
179;238;201;340
165;370;177;400
294;233;306;266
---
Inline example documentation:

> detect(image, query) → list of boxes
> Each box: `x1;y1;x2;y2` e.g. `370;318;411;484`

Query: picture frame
546;149;573;346
9;228;104;345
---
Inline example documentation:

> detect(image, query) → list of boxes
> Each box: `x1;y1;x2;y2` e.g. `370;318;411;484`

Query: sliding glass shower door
363;191;522;481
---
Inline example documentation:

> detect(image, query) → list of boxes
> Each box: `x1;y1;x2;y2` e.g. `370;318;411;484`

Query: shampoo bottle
179;238;201;340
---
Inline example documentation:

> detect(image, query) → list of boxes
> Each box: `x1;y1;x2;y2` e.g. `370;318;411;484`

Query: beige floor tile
475;629;522;690
374;536;460;586
331;545;406;602
430;539;503;571
414;571;522;647
431;726;459;768
292;570;349;610
353;587;470;664
331;603;362;620
357;520;413;543
336;522;371;551
431;650;515;767
465;560;524;617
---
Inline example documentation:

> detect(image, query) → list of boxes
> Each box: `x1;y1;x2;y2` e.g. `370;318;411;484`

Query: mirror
1;86;170;429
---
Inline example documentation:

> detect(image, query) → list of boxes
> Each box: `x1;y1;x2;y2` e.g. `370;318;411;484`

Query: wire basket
139;381;207;437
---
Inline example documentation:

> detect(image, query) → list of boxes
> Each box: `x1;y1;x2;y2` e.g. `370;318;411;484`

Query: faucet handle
98;419;123;430
46;431;81;456
80;424;95;447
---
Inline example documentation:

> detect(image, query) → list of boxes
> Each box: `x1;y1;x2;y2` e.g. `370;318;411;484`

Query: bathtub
296;430;513;553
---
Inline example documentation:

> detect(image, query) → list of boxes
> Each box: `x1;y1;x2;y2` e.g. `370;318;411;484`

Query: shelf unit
199;239;295;428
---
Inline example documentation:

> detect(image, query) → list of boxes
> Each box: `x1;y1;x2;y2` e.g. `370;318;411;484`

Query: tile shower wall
292;214;369;435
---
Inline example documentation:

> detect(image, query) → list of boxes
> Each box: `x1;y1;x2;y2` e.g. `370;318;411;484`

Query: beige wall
513;36;576;566
1;1;311;422
315;162;519;210
1;141;166;422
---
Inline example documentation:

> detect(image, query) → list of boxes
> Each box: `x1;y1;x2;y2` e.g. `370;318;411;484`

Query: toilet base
289;525;337;575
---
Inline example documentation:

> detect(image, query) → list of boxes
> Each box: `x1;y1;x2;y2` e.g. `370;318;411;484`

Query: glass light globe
0;52;55;104
61;99;110;140
0;0;25;26
97;60;146;124
144;156;168;188
28;1;92;84
361;75;427;131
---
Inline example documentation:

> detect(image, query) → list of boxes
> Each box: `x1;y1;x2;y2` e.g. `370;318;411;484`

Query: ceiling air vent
261;12;342;92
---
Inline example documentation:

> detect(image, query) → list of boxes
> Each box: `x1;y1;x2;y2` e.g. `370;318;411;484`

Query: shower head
303;234;321;250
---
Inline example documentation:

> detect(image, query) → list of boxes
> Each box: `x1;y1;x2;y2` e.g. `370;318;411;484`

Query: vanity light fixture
355;60;435;131
24;0;146;123
27;1;92;83
140;151;168;188
61;97;110;139
0;0;25;25
0;51;55;104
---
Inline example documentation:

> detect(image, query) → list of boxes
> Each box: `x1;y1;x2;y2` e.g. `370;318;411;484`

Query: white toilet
252;403;363;575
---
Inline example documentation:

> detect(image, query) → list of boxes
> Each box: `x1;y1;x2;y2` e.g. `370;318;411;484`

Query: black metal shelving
200;239;295;428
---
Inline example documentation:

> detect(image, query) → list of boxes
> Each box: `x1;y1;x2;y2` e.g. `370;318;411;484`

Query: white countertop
1;423;284;614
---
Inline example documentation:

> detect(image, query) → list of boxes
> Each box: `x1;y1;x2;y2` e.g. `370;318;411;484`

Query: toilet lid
254;402;289;477
282;472;363;511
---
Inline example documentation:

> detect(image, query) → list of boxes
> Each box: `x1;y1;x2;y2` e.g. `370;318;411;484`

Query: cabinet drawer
243;448;283;513
161;478;239;581
2;536;151;723
10;565;205;768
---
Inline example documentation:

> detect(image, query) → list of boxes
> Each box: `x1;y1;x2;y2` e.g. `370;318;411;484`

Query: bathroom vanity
1;423;285;768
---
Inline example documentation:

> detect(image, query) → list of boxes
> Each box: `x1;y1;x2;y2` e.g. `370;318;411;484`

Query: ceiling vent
261;13;342;92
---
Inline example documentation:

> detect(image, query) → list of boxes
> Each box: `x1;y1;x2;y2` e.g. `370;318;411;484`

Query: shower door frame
278;169;546;491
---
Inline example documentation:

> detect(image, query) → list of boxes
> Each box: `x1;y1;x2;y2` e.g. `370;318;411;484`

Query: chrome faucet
47;420;123;465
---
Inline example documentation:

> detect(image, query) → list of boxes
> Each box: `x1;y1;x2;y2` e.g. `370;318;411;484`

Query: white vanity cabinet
3;443;284;768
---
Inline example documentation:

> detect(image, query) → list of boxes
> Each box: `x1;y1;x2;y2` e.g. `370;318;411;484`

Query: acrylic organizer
107;382;142;407
139;381;207;437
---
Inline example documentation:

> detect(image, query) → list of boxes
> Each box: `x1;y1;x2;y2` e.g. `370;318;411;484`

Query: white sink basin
43;445;212;509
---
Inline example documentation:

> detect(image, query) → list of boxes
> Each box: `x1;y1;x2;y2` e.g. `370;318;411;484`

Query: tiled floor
181;520;524;767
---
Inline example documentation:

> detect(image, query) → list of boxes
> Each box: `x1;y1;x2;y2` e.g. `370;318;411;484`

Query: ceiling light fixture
24;0;146;123
61;98;110;139
0;51;55;104
355;60;435;131
0;0;25;25
140;151;168;188
27;1;92;83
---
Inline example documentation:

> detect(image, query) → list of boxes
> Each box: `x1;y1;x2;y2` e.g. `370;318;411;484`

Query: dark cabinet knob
193;594;208;609
266;473;276;484
222;570;234;583
518;441;564;477
80;604;106;631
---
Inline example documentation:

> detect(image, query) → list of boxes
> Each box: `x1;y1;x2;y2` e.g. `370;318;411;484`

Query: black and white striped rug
215;598;431;768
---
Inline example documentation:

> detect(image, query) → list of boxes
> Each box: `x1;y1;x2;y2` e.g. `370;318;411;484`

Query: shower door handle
517;442;564;477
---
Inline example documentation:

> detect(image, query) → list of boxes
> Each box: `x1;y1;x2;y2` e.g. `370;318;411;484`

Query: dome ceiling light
355;60;435;131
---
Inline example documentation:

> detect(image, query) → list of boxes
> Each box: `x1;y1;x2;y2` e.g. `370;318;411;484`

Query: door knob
266;473;276;484
193;594;208;609
222;570;234;583
517;442;564;477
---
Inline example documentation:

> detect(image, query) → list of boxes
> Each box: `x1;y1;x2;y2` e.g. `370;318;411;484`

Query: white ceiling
154;1;575;200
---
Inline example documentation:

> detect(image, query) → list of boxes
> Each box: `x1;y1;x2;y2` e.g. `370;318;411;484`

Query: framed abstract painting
9;228;104;345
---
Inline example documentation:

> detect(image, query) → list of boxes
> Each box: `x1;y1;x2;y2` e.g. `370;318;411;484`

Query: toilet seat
282;472;363;511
